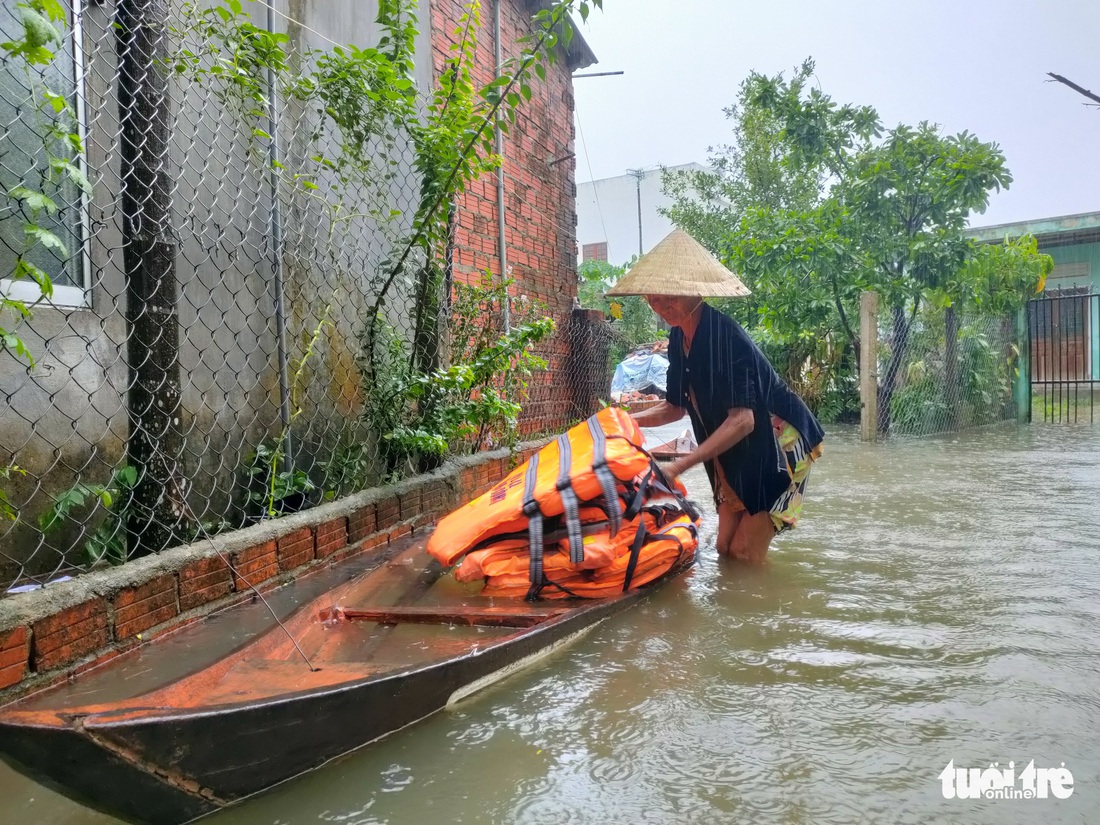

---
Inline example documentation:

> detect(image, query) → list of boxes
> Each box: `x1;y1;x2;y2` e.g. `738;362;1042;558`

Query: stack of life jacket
426;407;701;600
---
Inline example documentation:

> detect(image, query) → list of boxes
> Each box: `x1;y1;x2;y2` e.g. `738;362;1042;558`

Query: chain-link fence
876;304;1019;437
0;0;602;593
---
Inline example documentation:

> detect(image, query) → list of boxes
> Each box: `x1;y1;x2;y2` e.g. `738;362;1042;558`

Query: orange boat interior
0;538;576;728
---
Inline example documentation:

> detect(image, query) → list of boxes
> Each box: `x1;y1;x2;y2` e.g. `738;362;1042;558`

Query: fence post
860;291;879;441
1016;306;1031;424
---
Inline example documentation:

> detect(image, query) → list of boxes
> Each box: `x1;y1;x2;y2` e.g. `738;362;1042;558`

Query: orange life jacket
428;408;699;600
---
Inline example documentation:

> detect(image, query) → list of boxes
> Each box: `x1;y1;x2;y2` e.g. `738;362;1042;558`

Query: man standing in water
609;229;825;563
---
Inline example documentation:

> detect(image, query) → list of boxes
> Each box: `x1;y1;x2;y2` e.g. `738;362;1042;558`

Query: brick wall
0;444;543;699
430;0;585;434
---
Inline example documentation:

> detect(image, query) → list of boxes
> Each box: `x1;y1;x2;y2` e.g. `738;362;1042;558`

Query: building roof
577;162;708;188
969;210;1100;248
525;0;597;70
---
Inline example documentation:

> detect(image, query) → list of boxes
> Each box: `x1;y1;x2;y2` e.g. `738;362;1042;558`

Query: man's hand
660;457;689;482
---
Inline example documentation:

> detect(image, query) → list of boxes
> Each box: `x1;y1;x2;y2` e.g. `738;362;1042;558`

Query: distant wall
576;163;707;267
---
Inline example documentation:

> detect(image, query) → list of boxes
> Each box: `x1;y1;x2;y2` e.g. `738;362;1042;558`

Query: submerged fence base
1027;291;1100;424
859;291;1022;439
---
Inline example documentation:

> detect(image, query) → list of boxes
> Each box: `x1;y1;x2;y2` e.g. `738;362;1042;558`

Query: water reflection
2;423;1099;824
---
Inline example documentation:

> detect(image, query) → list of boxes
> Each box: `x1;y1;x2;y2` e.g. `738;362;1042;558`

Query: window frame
0;2;91;310
581;241;608;263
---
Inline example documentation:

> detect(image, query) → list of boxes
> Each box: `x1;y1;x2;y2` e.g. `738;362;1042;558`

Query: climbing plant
172;0;601;482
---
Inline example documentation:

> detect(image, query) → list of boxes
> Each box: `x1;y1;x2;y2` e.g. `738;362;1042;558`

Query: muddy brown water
2;422;1098;824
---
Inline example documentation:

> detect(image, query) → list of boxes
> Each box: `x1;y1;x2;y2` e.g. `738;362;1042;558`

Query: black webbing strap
586;415;622;538
523;452;546;601
555;433;585;565
621;517;649;593
623;470;652;521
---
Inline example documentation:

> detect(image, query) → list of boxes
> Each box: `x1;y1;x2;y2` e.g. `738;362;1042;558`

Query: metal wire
0;1;604;593
877;305;1020;438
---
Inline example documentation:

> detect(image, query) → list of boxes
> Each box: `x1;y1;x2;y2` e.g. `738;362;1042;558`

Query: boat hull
0;584;665;824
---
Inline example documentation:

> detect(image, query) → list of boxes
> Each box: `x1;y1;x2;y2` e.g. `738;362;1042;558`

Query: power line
575;105;612;264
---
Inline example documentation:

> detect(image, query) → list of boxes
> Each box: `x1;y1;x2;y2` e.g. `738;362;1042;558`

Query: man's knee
729;517;774;562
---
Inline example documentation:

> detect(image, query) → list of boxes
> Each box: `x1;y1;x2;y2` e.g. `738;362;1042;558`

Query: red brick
360;533;388;553
375;495;400;530
231;541;279;591
388;524;413;544
277;528;315;572
113;575;179;640
314;518;348;559
0;627;29;689
179;556;234;611
348;504;377;542
422;481;451;516
458;468;477;496
399;488;423;522
32;599;110;672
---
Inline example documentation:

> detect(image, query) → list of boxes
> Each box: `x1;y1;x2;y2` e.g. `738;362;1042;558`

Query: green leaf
49;158;92;194
9;186;59;215
15;259;54;297
24;225;68;257
20;6;61;51
42;90;68;113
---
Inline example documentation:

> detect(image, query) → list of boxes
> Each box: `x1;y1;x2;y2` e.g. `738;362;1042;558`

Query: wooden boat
0;534;692;824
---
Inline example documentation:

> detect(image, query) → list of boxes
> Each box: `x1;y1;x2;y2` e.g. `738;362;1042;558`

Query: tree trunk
117;0;189;555
877;304;912;435
944;305;960;429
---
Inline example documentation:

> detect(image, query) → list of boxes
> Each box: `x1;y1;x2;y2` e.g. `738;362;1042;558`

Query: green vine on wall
170;0;597;484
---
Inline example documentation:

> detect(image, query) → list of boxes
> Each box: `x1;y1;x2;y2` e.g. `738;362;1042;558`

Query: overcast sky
571;0;1100;228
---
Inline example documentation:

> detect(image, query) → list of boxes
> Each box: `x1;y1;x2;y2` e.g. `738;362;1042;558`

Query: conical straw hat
605;228;751;298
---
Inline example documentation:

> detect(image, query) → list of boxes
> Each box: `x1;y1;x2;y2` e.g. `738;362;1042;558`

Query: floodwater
2;422;1099;825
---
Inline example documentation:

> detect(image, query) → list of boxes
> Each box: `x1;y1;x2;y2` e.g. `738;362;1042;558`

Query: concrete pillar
1015;307;1032;424
860;291;879;442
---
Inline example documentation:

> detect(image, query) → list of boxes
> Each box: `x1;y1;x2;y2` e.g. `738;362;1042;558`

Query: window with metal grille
1046;261;1091;294
0;2;89;308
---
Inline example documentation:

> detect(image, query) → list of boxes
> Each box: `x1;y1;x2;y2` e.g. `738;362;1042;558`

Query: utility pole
627;168;645;257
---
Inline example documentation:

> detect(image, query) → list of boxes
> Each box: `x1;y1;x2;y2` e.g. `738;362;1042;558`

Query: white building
576;163;707;267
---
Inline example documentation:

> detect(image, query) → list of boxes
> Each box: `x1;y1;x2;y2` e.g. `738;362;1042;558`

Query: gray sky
571;0;1100;228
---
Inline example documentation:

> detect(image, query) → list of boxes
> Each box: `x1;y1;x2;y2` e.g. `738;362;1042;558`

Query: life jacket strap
555;433;585;565
586;414;623;538
621;517;649;593
523;452;546;600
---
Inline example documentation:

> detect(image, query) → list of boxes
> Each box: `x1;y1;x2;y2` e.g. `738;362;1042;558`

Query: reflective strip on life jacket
555;433;585;565
586;415;622;539
523;451;545;601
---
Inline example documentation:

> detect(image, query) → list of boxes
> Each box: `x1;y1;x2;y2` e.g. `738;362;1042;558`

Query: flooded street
3;422;1099;824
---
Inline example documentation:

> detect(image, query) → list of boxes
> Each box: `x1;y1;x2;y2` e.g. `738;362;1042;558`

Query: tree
664;59;1048;430
831;123;1013;430
663;61;871;418
577;259;661;362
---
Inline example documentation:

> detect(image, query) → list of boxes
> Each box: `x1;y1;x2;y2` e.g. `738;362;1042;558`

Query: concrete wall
576;163;706;267
0;1;431;582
